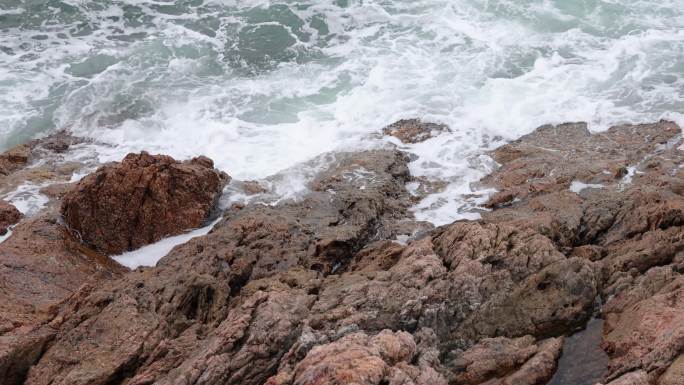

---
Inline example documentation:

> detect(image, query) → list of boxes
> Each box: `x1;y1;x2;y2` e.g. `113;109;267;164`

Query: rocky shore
0;120;682;385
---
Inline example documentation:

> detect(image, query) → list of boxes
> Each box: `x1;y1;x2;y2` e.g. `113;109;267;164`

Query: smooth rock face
61;152;230;255
0;201;22;235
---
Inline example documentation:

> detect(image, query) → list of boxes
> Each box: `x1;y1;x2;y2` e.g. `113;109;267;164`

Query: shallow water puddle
548;317;609;385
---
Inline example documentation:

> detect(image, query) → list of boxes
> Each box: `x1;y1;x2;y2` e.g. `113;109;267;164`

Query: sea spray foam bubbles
1;0;683;225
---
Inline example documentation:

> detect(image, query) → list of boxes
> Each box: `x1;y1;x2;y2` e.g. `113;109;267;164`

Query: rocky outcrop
3;120;684;385
0;201;21;235
61;152;230;255
480;120;684;383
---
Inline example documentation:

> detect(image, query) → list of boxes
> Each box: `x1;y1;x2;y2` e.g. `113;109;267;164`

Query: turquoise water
1;0;683;223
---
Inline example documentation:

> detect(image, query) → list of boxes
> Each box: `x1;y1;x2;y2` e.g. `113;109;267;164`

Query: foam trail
112;218;221;269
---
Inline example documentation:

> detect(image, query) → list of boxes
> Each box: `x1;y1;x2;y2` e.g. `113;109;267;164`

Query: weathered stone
0;208;126;384
602;274;684;381
61;152;230;255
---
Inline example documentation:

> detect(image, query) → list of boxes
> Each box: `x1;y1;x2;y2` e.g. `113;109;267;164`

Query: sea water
1;0;683;225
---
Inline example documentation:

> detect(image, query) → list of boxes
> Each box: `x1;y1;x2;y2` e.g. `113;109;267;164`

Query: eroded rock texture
482;120;684;384
61;152;230;255
2;120;684;385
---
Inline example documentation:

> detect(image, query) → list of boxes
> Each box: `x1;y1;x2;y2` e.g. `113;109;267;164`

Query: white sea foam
569;180;604;194
0;226;13;244
112;219;220;269
1;0;683;225
2;183;50;217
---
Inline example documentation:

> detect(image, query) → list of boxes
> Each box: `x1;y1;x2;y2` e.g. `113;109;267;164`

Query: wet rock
0;201;22;235
383;119;450;144
38;182;76;200
479;120;684;383
482;121;680;206
61;152;230;255
242;180;269;195
6;121;684;385
548;317;608;385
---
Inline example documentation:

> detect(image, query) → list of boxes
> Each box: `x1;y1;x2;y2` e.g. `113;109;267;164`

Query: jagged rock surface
3;121;684;385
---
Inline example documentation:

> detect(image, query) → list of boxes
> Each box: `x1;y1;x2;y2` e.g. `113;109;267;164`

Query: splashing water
1;0;683;224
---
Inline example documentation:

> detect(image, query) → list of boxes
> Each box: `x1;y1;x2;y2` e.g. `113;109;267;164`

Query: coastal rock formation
0;201;21;235
12;148;600;385
61;152;230;255
481;120;684;384
2;120;684;385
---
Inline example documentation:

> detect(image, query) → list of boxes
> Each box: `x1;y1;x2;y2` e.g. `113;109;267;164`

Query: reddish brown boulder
0;201;22;235
61;152;230;255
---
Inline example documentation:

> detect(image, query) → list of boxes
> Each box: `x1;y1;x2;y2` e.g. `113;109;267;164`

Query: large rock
0;201;22;235
61;152;230;255
14;147;600;385
0;208;127;384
